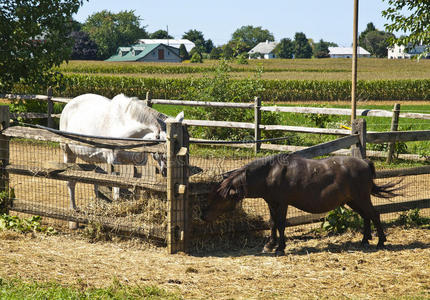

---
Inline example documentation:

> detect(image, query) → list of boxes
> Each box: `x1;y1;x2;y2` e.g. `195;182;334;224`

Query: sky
73;0;397;47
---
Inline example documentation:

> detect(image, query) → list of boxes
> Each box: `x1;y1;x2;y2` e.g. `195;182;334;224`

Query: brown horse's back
273;156;373;214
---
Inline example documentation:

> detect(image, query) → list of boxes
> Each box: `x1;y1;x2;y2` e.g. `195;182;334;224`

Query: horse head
201;169;246;222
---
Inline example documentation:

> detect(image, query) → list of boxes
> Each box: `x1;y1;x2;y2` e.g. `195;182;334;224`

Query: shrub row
13;74;430;101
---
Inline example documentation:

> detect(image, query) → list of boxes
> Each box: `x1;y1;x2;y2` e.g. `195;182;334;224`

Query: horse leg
354;195;386;248
262;205;278;253
347;201;372;245
63;148;78;229
274;204;288;256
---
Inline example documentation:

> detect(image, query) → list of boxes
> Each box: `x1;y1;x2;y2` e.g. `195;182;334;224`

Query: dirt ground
0;226;429;299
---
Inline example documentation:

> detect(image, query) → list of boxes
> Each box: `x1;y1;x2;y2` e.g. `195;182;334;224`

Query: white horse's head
143;111;184;177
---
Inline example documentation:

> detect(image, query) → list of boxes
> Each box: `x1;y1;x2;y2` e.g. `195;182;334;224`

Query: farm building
105;43;181;62
328;46;370;58
248;40;278;59
388;44;430;59
137;38;195;52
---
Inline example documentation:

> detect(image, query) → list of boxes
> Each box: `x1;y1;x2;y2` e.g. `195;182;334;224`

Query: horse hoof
360;240;369;246
275;250;285;257
377;242;386;249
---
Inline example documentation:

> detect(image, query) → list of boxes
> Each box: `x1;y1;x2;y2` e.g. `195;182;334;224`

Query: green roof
105;44;160;62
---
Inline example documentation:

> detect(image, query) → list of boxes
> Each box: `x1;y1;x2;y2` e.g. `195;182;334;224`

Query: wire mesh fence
1;131;430;253
2;135;170;241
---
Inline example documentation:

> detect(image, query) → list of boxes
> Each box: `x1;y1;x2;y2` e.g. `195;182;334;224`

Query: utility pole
351;0;359;124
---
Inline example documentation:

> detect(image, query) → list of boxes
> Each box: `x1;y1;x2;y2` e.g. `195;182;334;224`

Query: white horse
59;93;184;212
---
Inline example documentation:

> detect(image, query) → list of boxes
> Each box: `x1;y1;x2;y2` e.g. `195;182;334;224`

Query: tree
231;25;274;52
361;30;395;57
0;0;85;91
82;10;148;59
274;38;295;59
70;31;98;60
209;47;222;60
294;32;313;58
222;44;234;59
313;39;331;58
179;44;189;61
182;29;207;53
359;22;376;46
205;39;215;53
382;0;430;52
149;30;173;39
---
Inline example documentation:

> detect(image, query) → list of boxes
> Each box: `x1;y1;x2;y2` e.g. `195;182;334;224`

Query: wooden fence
2;93;430;253
3;90;430;162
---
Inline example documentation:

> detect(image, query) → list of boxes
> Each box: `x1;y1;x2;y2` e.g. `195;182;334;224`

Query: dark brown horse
202;154;402;256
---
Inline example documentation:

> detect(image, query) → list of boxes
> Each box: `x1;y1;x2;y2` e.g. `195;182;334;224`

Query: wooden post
351;118;366;159
254;96;261;154
0;106;10;214
166;119;189;254
386;103;401;163
145;91;152;108
47;87;53;128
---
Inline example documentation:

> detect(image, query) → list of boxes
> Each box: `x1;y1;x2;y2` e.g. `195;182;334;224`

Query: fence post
166;119;189;254
351;118;366;159
254;96;261;154
0;106;10;214
47;87;53;128
145;91;152;108
386;103;401;163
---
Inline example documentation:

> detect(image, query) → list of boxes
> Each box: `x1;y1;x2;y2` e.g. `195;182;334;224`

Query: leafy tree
178;44;189;61
227;40;249;57
361;30;395;57
382;0;430;52
231;25;274;52
0;0;85;92
209;47;222;60
293;32;313;58
82;10;148;59
359;22;376;46
274;38;295;59
182;29;207;53
70;31;98;60
149;30;173;39
313;39;331;58
205;39;215;53
222;44;234;59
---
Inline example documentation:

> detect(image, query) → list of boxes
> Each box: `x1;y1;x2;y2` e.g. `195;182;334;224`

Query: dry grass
0;226;428;299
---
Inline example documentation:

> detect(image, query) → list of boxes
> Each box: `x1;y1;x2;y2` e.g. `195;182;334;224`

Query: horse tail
371;180;404;198
365;159;404;198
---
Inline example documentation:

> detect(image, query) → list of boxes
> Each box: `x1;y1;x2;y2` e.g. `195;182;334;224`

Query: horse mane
111;94;168;132
217;168;247;199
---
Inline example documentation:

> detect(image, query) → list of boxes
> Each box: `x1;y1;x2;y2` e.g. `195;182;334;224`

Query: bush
190;52;203;63
396;209;430;228
321;206;363;234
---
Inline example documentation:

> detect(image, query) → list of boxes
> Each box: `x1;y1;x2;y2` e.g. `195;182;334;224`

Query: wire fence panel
3;136;169;241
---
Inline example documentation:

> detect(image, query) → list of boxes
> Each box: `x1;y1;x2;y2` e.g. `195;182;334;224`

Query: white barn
328;47;370;58
137;39;195;52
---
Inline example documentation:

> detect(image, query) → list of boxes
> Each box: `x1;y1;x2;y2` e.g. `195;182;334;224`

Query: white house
248;40;278;59
328;47;370;58
388;44;430;59
137;39;195;52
